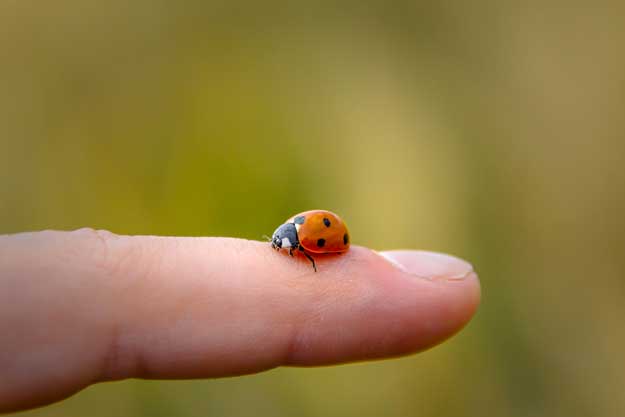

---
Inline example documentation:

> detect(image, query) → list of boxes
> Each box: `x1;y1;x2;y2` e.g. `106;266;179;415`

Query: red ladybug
271;209;350;272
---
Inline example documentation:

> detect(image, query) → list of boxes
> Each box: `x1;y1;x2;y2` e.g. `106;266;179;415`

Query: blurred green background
2;1;625;416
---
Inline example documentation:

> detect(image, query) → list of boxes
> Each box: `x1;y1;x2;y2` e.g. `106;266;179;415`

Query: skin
0;229;481;413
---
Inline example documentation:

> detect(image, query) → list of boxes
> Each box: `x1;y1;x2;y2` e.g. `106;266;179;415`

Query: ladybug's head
271;222;298;250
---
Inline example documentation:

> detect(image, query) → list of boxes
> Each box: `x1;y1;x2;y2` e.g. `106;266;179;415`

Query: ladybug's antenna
262;234;272;242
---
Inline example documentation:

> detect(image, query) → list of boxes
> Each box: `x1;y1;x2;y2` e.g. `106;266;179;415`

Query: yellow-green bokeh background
2;1;625;416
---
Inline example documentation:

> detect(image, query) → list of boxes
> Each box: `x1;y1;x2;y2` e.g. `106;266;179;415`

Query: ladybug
271;209;350;272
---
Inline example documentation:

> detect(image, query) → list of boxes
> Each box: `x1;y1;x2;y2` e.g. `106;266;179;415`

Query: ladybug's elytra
271;210;350;272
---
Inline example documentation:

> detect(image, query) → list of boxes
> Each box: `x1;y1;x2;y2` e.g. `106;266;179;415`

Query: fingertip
377;249;481;322
279;247;481;365
374;249;482;347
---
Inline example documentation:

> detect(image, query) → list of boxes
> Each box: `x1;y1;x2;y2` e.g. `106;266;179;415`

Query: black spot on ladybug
343;233;349;245
323;217;331;227
317;238;326;248
294;216;305;225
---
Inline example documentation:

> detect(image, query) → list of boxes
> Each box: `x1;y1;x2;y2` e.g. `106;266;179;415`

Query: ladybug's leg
299;247;317;272
289;248;294;257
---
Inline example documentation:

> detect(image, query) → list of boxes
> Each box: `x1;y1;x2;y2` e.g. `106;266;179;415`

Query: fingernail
377;250;475;281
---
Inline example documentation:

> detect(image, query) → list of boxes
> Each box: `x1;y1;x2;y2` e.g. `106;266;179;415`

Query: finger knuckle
68;228;129;277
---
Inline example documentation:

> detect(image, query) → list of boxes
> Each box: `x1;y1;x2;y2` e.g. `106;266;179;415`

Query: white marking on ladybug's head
281;237;292;248
295;223;301;232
